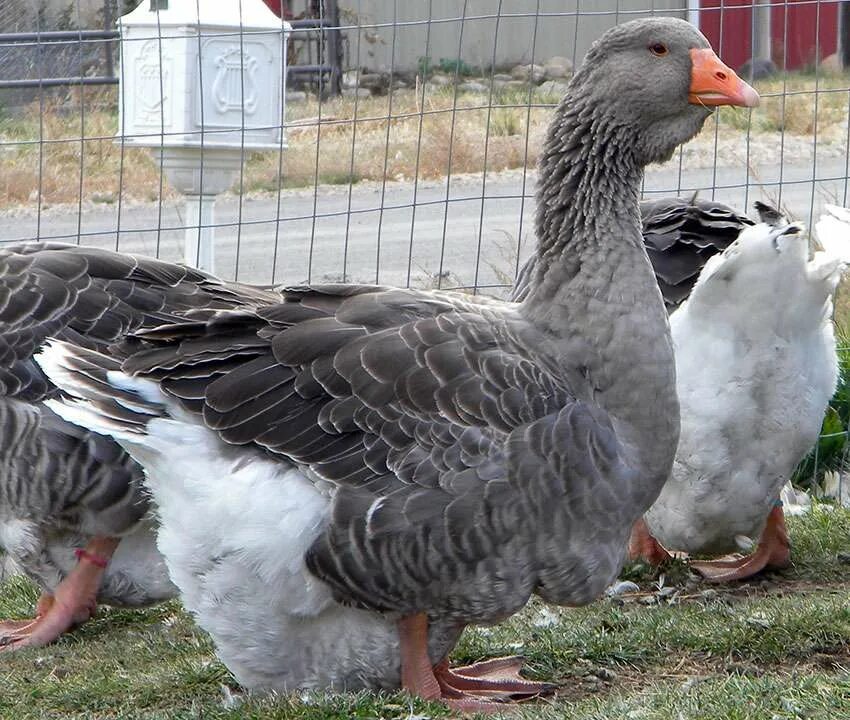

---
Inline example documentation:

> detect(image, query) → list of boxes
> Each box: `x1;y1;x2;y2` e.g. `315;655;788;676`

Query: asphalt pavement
2;157;846;290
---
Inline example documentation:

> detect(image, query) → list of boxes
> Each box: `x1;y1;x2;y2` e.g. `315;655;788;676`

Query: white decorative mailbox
118;0;289;271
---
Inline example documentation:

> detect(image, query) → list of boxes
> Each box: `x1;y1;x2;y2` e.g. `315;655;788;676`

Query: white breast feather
105;413;405;691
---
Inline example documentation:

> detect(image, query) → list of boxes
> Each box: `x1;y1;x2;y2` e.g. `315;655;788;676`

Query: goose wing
0;242;277;401
642;197;752;309
115;284;635;620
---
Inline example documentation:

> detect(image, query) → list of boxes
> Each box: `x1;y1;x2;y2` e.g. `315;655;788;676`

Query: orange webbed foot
399;614;554;713
691;503;790;582
628;517;672;565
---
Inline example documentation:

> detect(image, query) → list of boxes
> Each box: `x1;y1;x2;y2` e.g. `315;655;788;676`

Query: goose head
567;18;759;166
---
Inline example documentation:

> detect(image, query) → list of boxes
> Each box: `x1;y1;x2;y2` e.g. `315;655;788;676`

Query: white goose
631;206;850;580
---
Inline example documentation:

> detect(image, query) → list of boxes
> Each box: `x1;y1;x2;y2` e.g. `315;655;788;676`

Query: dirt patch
547;643;850;705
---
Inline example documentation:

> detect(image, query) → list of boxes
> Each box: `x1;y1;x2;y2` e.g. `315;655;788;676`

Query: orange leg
691;504;790;582
398;613;554;712
0;536;119;651
628;517;672;565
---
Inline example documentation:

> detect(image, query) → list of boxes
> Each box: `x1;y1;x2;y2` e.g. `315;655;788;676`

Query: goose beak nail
688;48;760;108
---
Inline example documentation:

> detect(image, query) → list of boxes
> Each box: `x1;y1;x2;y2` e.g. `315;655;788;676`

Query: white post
184;194;216;272
158;146;242;273
687;0;700;29
752;0;771;63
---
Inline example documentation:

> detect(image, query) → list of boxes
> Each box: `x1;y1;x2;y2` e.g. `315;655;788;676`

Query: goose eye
649;43;668;56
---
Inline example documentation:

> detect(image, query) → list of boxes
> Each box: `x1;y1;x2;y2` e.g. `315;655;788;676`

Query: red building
699;0;840;71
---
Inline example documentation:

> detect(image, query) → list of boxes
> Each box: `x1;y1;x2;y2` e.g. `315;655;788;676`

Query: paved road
2;157;846;290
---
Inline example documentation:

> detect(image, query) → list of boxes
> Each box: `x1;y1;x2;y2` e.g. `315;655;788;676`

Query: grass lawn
0;504;847;719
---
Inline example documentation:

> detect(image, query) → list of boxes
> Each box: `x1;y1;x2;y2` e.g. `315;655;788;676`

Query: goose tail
35;340;166;442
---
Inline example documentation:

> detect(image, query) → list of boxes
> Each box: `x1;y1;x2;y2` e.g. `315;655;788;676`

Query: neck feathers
524;95;645;310
519;91;679;491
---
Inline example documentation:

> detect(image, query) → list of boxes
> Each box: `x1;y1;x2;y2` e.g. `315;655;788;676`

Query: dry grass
0;84;551;208
1;73;848;210
717;73;850;137
0;88;165;206
232;84;548;192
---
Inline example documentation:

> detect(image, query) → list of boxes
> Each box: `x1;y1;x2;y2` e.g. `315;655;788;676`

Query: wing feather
105;283;638;622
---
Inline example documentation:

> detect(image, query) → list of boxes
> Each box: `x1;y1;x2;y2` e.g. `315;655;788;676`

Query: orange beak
688;48;760;108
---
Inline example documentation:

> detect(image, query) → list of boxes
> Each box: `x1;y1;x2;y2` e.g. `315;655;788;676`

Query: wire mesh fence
0;0;845;288
0;0;848;496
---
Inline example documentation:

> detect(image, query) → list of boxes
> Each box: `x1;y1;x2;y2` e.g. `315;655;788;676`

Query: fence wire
0;1;849;495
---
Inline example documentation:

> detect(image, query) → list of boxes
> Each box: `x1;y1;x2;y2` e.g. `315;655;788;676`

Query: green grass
793;334;850;488
0;505;847;718
573;672;850;720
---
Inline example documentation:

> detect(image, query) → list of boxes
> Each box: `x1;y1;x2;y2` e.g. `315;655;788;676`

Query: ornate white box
118;0;288;150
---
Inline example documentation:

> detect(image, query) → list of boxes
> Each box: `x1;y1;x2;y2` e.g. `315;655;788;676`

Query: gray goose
518;195;805;580
0;243;278;649
37;19;757;711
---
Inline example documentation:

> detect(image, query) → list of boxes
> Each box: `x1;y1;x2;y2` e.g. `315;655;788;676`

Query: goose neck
520;99;679;489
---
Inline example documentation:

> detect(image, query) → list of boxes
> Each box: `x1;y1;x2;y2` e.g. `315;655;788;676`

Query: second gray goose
0;243;277;649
